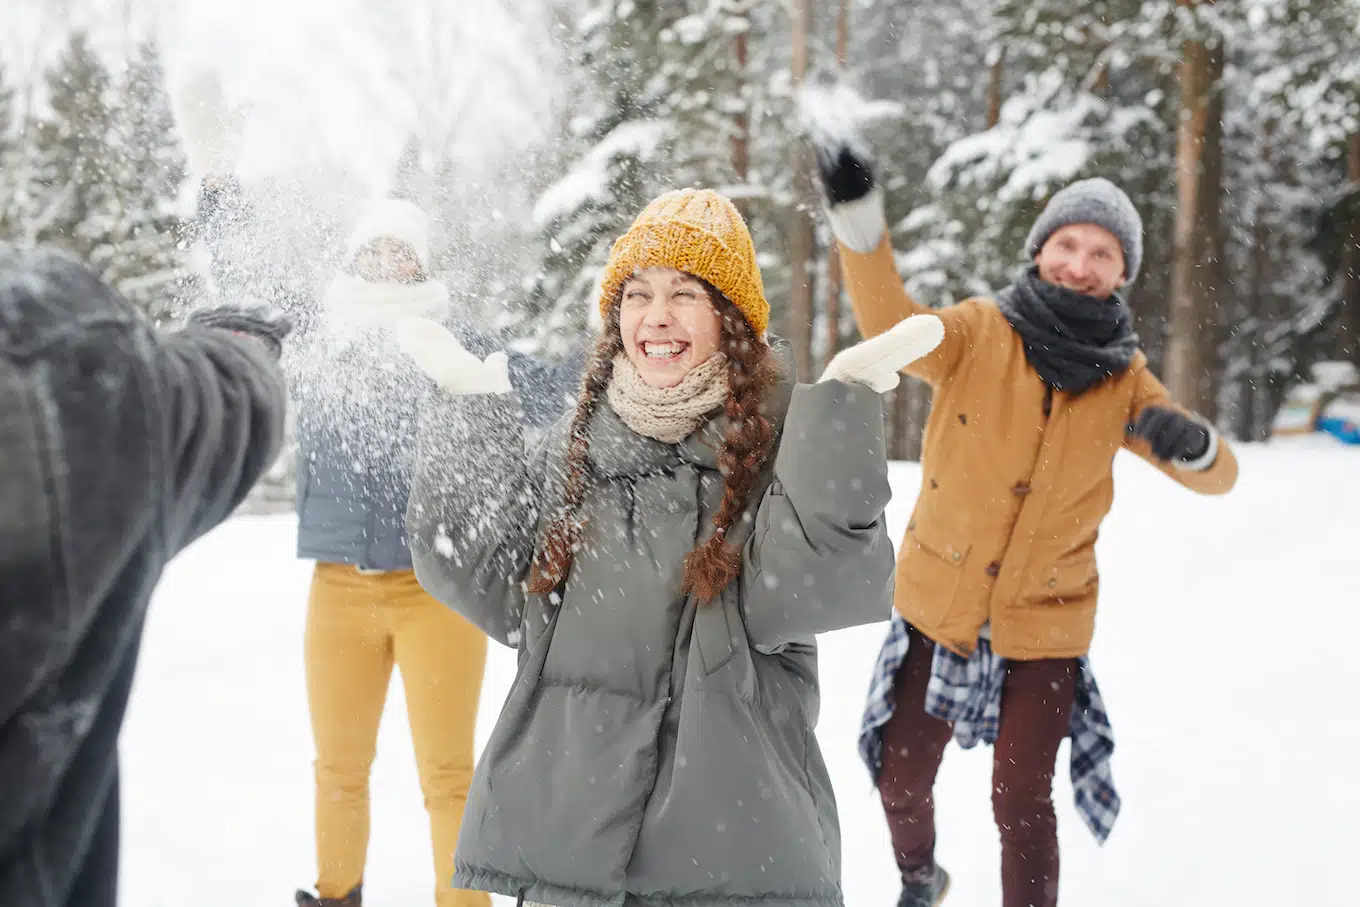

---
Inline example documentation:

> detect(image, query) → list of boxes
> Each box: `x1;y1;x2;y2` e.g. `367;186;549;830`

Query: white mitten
819;314;945;393
394;317;513;396
824;187;889;256
174;69;248;176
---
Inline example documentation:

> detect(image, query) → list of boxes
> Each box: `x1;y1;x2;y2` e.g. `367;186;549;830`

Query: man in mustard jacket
813;142;1237;907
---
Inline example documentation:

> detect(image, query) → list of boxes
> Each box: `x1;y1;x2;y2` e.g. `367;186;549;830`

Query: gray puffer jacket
407;340;895;907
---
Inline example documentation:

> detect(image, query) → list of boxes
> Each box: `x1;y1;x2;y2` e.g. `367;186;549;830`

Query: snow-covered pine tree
513;0;747;356
104;40;194;323
27;32;123;271
1267;0;1360;368
1209;1;1329;437
1211;0;1360;435
1262;0;1360;170
0;58;23;241
20;35;196;322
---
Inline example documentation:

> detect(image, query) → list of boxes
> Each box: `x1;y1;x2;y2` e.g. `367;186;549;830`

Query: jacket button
985;562;1000;578
952;551;962;562
1048;578;1058;588
1012;483;1032;496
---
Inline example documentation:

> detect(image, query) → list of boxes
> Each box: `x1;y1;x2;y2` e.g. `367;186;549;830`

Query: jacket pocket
297;493;366;551
695;595;736;675
1024;557;1098;605
897;518;971;623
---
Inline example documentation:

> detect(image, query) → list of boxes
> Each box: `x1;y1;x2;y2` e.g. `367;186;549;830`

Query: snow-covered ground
119;437;1360;907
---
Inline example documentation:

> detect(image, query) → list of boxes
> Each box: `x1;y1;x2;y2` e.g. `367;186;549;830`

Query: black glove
187;304;293;359
813;142;877;206
1129;406;1212;462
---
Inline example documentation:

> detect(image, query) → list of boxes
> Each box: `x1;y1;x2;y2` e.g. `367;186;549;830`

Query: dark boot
295;884;362;907
897;865;950;907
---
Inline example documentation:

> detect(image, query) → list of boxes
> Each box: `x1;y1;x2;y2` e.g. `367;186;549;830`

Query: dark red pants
877;625;1076;907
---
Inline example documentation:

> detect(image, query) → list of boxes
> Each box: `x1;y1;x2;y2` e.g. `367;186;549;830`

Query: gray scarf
997;266;1139;395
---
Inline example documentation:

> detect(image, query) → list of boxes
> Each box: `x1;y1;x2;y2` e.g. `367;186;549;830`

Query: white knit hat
345;198;431;270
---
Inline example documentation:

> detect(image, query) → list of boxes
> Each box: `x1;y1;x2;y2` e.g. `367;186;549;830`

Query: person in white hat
289;198;495;907
174;73;585;907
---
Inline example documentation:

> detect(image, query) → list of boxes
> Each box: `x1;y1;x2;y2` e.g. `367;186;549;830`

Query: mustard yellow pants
305;563;489;907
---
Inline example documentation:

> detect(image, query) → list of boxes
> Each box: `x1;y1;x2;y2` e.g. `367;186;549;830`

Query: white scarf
606;352;730;444
320;274;449;335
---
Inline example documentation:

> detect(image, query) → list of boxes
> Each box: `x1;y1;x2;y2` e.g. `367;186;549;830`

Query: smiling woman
395;185;946;907
618;268;723;388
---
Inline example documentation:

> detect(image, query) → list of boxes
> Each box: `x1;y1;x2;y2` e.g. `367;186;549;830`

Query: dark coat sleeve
153;325;290;553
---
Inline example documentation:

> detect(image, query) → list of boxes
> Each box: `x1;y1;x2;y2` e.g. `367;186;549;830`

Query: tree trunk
1128;68;1180;371
822;249;843;374
985;44;1006;129
889;387;909;461
1166;0;1220;416
1241;124;1274;441
889;380;929;461
1343;131;1360;368
1092;60;1111;97
1197;39;1226;420
820;0;851;373
729;26;751;222
731;30;749;184
787;0;815;382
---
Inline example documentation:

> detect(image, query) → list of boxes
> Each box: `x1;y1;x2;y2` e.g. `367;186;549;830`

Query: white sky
1;0;565;193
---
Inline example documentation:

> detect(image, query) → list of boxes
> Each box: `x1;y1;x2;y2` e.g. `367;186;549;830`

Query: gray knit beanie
1024;177;1143;283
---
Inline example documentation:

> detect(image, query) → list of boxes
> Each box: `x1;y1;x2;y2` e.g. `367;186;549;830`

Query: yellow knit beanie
597;188;770;335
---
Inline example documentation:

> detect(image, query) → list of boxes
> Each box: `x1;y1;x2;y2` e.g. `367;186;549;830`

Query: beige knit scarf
606;352;730;444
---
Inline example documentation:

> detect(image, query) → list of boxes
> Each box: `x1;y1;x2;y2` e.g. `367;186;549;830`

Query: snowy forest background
1;0;1357;487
